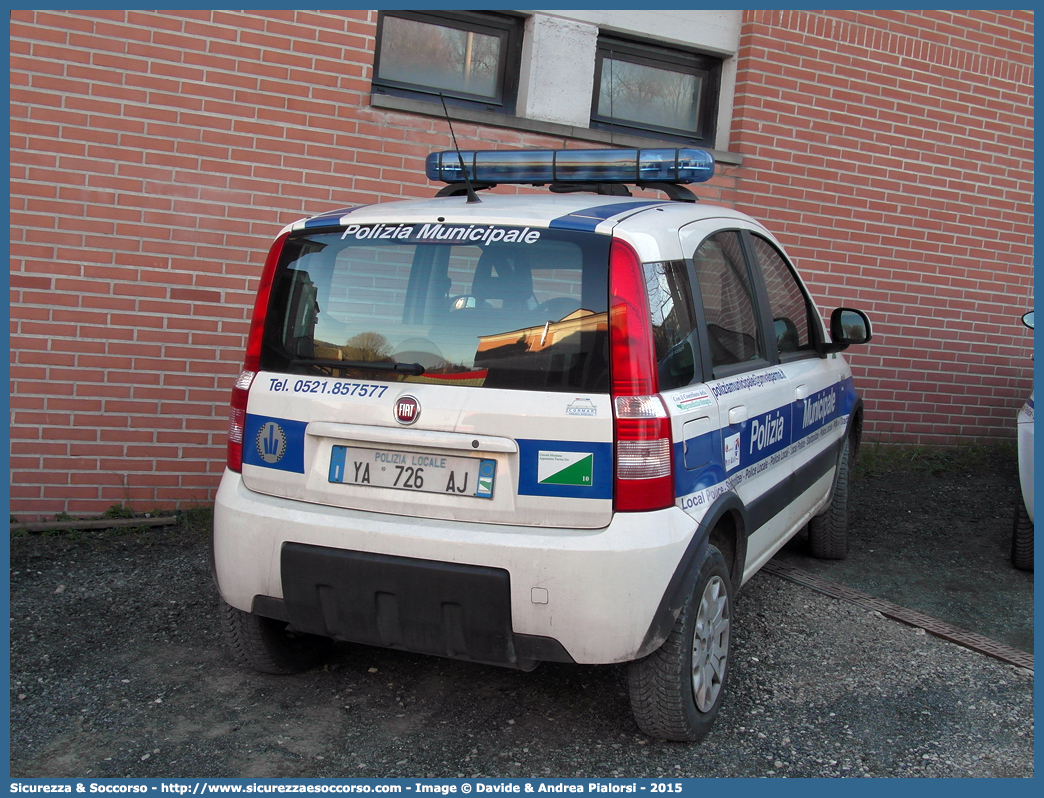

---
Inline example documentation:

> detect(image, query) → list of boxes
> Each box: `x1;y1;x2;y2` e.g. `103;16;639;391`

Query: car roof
283;192;760;236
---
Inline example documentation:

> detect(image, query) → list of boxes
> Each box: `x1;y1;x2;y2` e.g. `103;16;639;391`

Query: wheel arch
848;398;864;463
634;492;748;660
809;398;863;523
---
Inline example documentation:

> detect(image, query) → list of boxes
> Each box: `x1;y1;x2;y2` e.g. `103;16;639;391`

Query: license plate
328;446;496;499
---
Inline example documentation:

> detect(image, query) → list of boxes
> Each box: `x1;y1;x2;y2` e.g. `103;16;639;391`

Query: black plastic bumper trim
271;543;572;670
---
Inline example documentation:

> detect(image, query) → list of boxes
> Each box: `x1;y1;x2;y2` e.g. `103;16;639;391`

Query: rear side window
643;260;699;391
261;226;612;393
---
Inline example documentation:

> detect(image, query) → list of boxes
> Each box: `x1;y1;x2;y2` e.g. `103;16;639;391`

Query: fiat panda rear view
213;147;871;741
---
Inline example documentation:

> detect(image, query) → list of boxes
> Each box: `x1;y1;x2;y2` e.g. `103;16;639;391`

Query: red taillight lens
243;232;289;372
609;240;674;512
227;233;287;472
608;239;658;397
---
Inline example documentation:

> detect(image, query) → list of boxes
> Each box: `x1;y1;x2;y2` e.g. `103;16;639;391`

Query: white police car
1012;310;1033;571
213;148;872;741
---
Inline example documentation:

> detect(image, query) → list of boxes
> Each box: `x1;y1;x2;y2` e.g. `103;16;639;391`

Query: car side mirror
821;307;872;353
1021;311;1034;329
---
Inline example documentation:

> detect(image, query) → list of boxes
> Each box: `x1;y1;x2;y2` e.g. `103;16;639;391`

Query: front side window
261;226;612;393
372;11;523;113
750;235;817;357
691;231;764;373
591;36;721;147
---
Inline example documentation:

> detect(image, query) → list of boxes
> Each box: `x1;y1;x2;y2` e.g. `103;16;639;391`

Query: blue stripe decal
548;201;665;232
517;439;613;500
242;414;307;474
674;377;856;500
302;206;361;229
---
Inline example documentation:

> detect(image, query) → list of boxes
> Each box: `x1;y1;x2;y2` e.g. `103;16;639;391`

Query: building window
372;11;523;114
591;36;721;147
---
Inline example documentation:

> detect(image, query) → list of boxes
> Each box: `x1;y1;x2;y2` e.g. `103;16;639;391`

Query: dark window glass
691;231;764;371
643;260;699;390
591;36;721;147
750;235;817;356
372;11;523;114
262;227;612;394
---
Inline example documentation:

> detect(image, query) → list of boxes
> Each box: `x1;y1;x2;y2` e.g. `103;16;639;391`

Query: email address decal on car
709;368;787;399
517;440;613;500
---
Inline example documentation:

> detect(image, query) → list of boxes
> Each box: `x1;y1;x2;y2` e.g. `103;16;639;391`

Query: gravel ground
9;508;1034;779
776;444;1034;652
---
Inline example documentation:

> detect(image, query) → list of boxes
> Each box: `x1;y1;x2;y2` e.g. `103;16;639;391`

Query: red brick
9;9;1033;514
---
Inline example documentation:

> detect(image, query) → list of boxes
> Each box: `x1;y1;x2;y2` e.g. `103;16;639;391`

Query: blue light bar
425;148;715;185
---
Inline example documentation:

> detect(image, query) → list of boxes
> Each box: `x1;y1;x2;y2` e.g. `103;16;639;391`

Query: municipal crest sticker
256;421;287;464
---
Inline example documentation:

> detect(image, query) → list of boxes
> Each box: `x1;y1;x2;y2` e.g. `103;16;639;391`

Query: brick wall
8;9;737;519
9;9;1033;519
730;10;1034;443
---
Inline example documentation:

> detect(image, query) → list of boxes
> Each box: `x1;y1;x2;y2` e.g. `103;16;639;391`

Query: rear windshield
261;224;612;393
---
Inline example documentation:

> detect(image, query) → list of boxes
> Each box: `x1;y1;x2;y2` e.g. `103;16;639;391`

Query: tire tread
221;601;330;674
808;436;851;560
1011;497;1034;571
627;547;731;742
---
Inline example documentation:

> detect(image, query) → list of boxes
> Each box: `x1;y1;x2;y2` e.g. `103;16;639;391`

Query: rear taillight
227;370;255;472
609;239;674;512
227;233;288;472
243;232;289;372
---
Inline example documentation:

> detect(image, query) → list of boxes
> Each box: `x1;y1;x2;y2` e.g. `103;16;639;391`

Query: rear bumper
213;470;698;664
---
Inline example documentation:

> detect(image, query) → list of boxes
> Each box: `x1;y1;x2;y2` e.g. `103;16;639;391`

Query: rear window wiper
289;358;426;376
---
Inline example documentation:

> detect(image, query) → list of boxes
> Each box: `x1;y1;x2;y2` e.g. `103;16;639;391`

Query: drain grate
763;560;1034;673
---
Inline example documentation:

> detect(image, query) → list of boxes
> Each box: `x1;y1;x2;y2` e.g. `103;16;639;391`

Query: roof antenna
438;92;481;204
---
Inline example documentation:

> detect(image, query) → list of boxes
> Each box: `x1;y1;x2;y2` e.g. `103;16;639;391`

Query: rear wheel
1011;496;1034;571
627;546;732;741
808;435;851;559
221;601;331;674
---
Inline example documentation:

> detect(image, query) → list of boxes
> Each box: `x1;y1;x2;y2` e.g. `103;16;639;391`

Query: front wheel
221;601;332;674
1011;496;1034;571
627;546;732;741
808;435;851;559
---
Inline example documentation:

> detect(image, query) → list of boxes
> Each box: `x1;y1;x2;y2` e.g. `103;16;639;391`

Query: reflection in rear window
261;225;612;393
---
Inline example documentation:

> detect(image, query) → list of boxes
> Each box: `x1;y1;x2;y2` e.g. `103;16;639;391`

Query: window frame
590;34;722;147
371;10;524;115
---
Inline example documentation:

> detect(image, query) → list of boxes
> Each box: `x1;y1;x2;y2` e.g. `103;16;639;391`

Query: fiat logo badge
395;395;420;425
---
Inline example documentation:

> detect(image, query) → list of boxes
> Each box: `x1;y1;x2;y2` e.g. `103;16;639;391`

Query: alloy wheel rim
691;574;730;712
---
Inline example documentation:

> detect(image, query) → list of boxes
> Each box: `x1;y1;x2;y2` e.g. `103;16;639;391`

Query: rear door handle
795;384;808;401
728;406;748;425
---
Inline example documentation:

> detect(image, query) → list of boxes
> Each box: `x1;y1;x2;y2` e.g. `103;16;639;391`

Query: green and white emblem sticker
537;451;594;487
